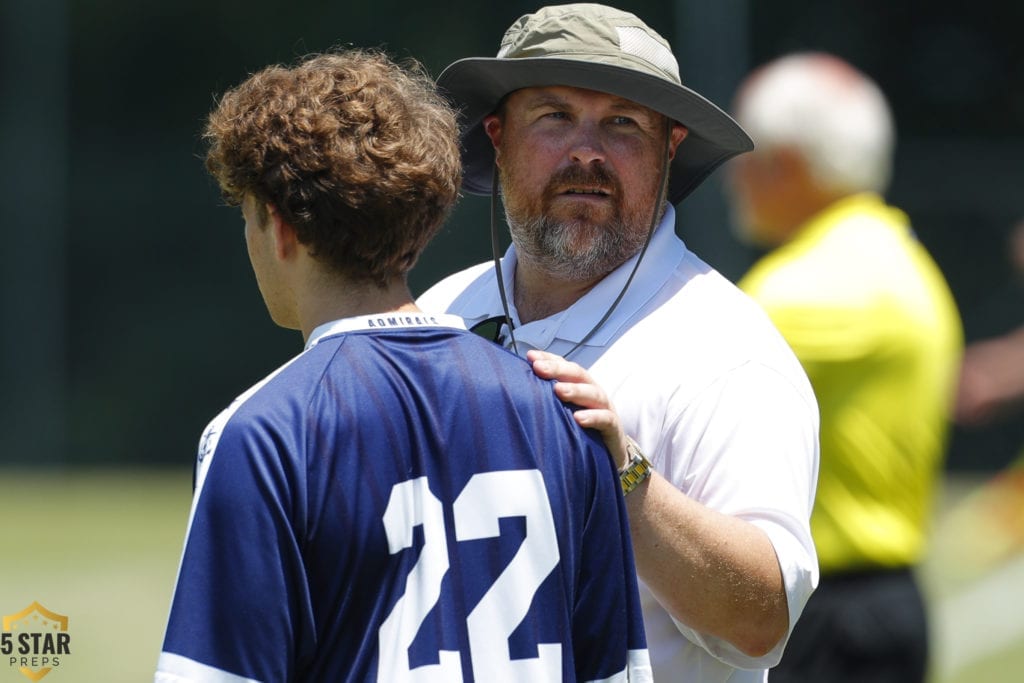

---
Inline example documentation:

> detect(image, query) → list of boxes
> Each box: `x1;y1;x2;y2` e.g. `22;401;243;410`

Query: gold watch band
619;437;652;495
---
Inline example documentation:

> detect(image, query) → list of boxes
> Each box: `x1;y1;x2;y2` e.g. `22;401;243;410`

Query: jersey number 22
378;470;561;682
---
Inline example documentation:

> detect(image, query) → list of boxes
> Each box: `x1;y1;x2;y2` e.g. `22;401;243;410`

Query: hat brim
437;57;753;204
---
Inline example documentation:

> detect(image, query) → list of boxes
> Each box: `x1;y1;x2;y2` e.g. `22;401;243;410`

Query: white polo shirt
417;206;820;683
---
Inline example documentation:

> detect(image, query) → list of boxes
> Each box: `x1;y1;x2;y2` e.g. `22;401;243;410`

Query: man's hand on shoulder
528;349;630;469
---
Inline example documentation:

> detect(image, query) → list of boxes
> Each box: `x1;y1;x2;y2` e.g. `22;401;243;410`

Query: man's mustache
544;165;621;198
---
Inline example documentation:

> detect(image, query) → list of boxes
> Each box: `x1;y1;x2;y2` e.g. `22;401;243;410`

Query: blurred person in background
955;218;1024;429
419;5;820;682
941;218;1024;577
956;325;1024;428
156;47;651;682
728;52;964;682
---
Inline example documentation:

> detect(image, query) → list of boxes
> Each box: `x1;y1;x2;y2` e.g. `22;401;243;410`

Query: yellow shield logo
2;602;70;682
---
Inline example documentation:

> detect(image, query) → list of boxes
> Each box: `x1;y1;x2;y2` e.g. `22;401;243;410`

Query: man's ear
666;123;688;161
267;203;298;261
483;114;503;164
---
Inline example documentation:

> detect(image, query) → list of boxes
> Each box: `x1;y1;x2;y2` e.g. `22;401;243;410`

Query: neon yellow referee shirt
739;193;963;572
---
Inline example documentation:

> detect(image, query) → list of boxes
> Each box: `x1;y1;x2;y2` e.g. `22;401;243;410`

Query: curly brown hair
204;49;461;287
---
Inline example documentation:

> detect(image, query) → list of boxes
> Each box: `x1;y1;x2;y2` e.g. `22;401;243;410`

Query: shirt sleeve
660;361;820;669
157;415;312;682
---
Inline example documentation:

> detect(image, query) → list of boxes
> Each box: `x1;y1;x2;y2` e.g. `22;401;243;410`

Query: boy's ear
267;204;298;260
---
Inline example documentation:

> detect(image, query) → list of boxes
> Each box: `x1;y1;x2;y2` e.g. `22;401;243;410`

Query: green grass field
0;468;1021;682
0;469;190;683
920;473;1024;682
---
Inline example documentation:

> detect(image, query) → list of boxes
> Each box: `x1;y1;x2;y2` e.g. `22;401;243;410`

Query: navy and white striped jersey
156;314;651;683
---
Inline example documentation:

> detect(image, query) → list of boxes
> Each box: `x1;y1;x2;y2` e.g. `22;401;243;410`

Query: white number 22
377;470;562;683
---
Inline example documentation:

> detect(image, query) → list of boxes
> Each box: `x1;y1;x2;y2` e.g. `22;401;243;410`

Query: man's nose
568;123;606;166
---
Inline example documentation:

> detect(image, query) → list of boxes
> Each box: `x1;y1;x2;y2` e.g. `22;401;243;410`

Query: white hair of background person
734;52;895;195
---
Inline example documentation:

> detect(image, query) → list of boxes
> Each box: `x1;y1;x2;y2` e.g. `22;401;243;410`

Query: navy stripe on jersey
158;322;650;682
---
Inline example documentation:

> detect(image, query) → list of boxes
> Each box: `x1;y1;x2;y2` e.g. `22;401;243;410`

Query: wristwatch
619;437;653;495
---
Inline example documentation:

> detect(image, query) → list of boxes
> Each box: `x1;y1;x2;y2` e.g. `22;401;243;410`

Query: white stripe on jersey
156;652;262;683
192;353;301;501
156;351;308;646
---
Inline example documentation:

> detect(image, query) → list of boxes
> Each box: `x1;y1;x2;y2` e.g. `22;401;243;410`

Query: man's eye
543;111;568;120
611;116;637;126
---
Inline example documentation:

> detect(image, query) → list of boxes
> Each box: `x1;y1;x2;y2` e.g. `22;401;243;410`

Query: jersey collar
305;312;468;350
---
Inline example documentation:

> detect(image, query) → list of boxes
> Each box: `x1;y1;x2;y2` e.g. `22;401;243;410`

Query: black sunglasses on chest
469;315;512;343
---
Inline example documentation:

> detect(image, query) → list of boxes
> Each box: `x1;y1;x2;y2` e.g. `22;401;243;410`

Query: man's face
726;152;780;248
484;86;686;282
726;147;816;249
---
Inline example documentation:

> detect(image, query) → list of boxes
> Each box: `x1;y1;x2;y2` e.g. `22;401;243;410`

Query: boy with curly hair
154;48;651;683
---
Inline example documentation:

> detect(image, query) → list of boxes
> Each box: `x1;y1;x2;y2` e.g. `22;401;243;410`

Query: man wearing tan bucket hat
419;4;820;682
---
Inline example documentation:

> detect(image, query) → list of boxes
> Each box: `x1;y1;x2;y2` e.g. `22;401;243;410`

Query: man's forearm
625;471;789;658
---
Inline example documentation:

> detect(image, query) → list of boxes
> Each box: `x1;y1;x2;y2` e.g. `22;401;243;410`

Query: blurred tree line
1;0;1020;470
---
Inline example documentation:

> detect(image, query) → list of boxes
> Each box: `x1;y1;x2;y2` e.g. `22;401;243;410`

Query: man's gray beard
506;209;660;282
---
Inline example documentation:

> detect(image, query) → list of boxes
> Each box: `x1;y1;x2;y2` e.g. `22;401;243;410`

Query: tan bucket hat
437;3;753;204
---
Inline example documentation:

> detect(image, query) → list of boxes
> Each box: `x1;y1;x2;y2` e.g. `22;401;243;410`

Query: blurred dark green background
2;0;1021;470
